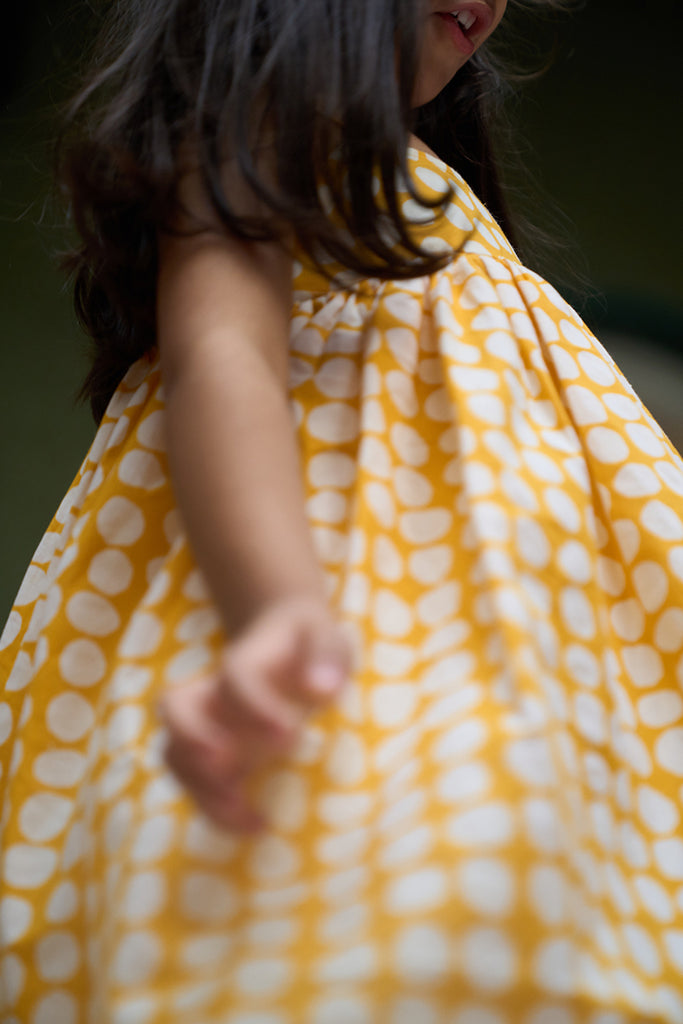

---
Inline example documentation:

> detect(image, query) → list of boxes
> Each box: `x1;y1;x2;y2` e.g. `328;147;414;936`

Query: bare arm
156;161;353;832
157;180;327;637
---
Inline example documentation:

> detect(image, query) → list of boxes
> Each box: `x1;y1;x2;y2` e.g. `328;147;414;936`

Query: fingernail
308;662;345;694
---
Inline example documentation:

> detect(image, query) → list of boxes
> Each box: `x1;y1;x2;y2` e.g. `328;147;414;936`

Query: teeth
450;9;476;31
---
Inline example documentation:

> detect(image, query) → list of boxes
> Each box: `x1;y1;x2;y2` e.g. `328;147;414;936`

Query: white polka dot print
638;690;683;728
2;145;683;1024
461;926;517;992
456;857;515;916
180;872;239;924
393;923;450;984
179;934;233;970
4;845;57;889
122;871;167;923
447;803;514;848
0;896;34;944
532;937;577;996
58;638;107;686
32;991;78;1024
113;931;162;986
45;881;79;924
35;930;81;982
19;793;73;843
96;496;145;546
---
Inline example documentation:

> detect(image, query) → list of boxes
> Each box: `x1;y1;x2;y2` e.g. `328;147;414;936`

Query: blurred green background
1;0;682;618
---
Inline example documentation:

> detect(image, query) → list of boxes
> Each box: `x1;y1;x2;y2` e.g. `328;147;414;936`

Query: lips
433;2;495;43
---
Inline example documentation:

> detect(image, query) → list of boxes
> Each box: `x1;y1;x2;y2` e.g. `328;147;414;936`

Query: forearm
164;336;327;636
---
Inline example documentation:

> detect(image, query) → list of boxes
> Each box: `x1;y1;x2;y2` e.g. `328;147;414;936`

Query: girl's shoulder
293;141;520;296
403;144;518;264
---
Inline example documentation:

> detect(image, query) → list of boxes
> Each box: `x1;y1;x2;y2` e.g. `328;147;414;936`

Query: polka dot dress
2;147;683;1024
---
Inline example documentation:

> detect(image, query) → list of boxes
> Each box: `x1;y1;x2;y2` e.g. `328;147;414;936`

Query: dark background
1;0;682;618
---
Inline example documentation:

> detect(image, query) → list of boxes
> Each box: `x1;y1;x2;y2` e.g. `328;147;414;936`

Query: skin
159;0;508;834
413;0;509;108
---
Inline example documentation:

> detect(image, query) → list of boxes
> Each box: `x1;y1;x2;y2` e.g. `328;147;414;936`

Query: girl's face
412;0;508;107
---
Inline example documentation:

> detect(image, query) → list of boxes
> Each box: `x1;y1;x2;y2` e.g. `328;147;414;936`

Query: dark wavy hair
59;0;570;422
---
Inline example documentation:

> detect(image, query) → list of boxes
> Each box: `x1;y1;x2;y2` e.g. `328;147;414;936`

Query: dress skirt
2;148;683;1024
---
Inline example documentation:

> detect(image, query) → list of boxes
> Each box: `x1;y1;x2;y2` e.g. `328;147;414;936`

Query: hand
158;596;354;833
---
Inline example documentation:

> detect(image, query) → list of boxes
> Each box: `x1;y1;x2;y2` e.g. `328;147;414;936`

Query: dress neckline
406;144;455;180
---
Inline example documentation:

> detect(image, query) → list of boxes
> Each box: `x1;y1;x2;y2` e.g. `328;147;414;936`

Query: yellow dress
2;147;683;1024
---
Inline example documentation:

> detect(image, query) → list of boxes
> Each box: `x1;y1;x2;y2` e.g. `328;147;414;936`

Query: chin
411;67;461;108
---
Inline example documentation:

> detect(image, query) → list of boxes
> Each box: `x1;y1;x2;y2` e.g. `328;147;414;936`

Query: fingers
217;632;304;739
213;603;349;736
160;681;268;833
158;598;356;835
164;732;264;833
160;678;236;771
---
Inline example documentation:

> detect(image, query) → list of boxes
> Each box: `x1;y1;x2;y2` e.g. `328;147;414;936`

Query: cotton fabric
2;147;683;1023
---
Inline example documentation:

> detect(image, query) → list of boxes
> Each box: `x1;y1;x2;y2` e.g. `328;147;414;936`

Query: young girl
2;0;683;1021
